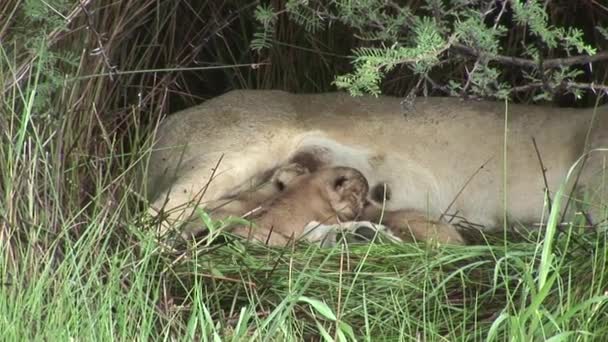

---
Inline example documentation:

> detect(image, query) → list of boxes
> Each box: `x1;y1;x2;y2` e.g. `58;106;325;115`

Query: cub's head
314;166;369;221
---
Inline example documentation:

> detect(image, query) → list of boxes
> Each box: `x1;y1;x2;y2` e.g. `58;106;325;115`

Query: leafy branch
251;0;607;102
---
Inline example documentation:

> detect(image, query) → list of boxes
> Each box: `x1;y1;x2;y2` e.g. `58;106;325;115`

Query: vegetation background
1;0;608;340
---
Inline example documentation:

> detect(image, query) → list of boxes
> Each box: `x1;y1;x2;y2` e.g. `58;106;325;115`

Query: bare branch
509;81;608;96
452;43;608;69
531;137;553;214
564;81;608;95
439;156;494;223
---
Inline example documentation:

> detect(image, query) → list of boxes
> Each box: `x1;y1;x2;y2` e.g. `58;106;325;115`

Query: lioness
148;90;607;237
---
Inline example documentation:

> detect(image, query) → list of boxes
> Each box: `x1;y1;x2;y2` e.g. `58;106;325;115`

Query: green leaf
298;296;337;321
338;321;356;341
195;209;218;232
315;321;335;342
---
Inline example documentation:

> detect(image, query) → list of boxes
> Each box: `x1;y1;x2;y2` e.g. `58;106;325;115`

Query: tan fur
216;167;369;246
148;90;608;235
205;163;309;221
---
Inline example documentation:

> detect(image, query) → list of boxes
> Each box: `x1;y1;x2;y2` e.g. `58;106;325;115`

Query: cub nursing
182;164;464;247
147;90;608;245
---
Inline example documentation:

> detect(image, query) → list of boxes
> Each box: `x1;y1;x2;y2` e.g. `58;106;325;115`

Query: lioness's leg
301;220;400;247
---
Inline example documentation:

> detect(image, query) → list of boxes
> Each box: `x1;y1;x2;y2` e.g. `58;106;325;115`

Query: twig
563;82;608;95
509;81;608;96
452;43;608;69
531;137;553;214
79;0;117;80
424;75;451;94
460;61;481;97
492;1;509;30
560;95;606;225
438;156;494;222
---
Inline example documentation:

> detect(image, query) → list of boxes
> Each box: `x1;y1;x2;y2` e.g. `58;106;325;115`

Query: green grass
2;77;607;339
1;0;608;340
1;95;607;339
3;202;608;340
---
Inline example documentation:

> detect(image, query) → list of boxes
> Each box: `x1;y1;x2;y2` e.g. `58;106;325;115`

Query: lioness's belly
148;90;607;229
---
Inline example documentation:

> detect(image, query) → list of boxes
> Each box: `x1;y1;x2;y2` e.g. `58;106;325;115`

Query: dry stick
229;231;294;309
438;156;494;223
251;237;298;322
257;242;292;299
510;81;608;96
559;96;605;227
154;143;193;219
452;44;608;69
529;137;594;252
181;154;226;230
159;153;225;256
264;225;275;246
446;210;460;224
79;0;117;80
532;137;553;215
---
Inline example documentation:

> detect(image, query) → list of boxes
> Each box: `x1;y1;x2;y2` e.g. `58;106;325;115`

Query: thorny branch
452;44;608;69
2;0;93;94
509;81;608;96
79;0;117;81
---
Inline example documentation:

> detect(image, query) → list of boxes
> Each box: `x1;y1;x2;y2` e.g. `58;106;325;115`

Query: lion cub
231;166;370;246
184;163;463;246
184;166;368;246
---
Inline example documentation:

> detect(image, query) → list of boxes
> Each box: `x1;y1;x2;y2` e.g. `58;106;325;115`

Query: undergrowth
1;0;608;340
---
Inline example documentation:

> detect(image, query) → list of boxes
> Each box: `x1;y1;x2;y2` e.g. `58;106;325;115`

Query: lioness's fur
148;90;608;235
